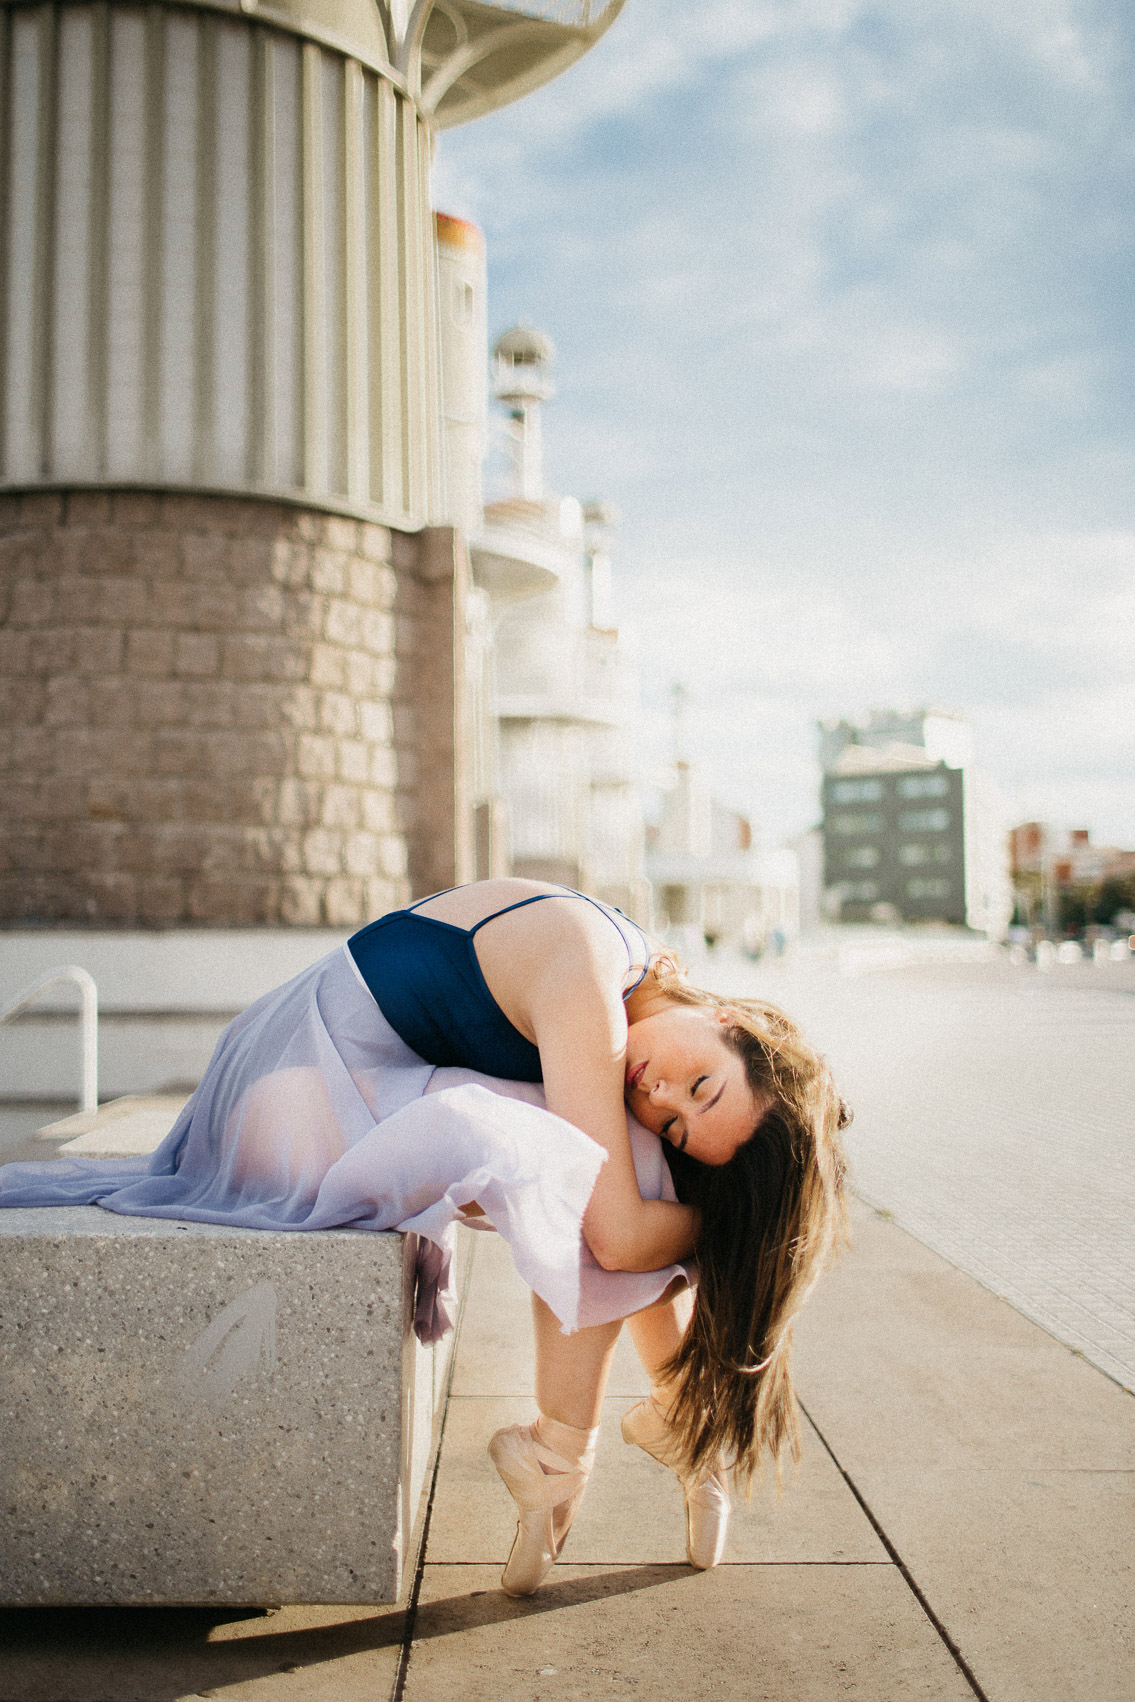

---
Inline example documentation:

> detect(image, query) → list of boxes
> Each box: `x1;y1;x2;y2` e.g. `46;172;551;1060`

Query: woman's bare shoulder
408;878;573;931
410;880;630;966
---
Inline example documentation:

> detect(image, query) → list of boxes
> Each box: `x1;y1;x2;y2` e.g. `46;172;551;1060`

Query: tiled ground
722;949;1135;1392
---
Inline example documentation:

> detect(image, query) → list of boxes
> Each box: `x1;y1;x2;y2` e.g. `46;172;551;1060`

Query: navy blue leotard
347;888;651;1082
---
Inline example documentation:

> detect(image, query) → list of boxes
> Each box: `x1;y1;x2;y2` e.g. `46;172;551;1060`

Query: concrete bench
0;1191;466;1606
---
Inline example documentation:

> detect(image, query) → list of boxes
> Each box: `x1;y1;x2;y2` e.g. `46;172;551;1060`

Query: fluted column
0;0;441;529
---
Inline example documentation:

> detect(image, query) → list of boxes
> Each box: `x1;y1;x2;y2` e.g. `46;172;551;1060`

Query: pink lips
625;1060;647;1092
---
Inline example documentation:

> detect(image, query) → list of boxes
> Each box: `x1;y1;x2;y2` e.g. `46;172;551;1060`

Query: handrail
0;966;98;1113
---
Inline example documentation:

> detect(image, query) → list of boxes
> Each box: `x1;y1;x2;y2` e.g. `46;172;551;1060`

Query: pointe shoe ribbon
488;1422;595;1597
621;1396;731;1570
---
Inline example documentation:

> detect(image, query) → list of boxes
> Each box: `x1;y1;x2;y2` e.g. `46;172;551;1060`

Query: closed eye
660;1116;688;1152
691;1075;707;1096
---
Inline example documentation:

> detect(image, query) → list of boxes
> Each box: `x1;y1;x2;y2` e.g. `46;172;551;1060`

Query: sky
434;0;1135;847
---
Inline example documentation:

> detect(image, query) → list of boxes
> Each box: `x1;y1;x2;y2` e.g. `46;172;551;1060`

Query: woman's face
624;1005;769;1166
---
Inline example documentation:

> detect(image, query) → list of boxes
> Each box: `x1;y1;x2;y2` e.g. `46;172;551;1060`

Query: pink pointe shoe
488;1419;597;1597
621;1395;731;1570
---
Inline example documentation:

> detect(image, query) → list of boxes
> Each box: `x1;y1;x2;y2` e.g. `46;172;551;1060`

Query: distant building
1011;823;1135;887
645;761;798;955
819;710;1010;935
793;827;825;935
1009;823;1135;932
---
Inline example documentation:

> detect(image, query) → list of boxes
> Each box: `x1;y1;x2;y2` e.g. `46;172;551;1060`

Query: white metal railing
0;967;98;1113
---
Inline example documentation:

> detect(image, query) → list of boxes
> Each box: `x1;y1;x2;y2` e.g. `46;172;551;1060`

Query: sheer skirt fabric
0;946;690;1339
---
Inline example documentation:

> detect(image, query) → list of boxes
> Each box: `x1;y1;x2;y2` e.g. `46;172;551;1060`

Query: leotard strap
409;886;651;997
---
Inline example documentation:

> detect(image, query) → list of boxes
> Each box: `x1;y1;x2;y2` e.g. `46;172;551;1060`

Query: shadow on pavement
0;1603;405;1701
414;1563;693;1636
0;1571;686;1700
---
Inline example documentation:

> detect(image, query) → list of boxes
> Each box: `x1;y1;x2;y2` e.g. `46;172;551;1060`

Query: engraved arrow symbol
178;1280;278;1412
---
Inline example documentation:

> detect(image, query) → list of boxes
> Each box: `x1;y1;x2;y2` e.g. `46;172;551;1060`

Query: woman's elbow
585;1226;633;1272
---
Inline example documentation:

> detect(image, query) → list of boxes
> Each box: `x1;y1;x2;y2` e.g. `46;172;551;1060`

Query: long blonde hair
651;965;850;1489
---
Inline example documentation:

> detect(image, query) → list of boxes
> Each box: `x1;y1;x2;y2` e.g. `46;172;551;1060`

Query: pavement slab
451;1233;650;1400
437;1232;888;1571
430;1396;888;1567
850;1468;1135;1702
794;1204;1135;1471
405;1563;976;1702
407;1225;970;1702
793;1200;1135;1702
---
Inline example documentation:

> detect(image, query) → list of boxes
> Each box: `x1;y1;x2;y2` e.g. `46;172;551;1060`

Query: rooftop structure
0;0;623;529
819;709;973;776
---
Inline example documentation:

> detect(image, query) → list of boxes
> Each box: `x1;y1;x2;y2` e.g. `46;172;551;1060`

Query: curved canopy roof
8;0;627;129
410;0;626;128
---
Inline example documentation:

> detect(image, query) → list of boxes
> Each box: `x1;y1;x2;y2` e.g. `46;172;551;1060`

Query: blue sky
434;0;1135;846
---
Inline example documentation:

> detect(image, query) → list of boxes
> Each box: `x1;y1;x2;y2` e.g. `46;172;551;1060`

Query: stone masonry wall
0;492;464;927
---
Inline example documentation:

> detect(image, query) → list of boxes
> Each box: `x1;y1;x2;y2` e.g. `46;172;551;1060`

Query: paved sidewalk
400;1206;1134;1702
2;1199;1132;1700
718;951;1135;1392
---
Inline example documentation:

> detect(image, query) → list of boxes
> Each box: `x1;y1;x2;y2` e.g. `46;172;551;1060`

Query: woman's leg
532;1293;622;1427
625;1279;692;1388
621;1281;731;1571
490;1297;622;1596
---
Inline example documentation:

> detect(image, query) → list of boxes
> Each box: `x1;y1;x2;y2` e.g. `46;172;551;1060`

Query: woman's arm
526;942;700;1273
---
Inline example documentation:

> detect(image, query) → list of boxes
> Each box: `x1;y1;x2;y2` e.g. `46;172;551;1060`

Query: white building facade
645;760;799;957
471;328;645;913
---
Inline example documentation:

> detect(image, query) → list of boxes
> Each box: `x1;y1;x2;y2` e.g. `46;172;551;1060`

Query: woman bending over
0;878;848;1596
340;878;847;1593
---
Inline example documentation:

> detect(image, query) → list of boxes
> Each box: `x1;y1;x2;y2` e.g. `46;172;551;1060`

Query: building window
898;808;950;832
842;880;880;901
452;279;474;327
898;843;952;866
831;778;884;803
661;884;690;924
841;845;880;869
897;773;950;799
830;811;884;835
906;877;952;900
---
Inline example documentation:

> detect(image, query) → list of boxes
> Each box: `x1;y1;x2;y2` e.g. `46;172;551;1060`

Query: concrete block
0;1208;464;1606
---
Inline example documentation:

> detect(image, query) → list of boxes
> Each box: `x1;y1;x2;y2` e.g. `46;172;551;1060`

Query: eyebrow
697;1083;725;1117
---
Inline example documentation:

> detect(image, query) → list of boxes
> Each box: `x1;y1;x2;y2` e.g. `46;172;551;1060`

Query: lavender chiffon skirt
0;946;689;1340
